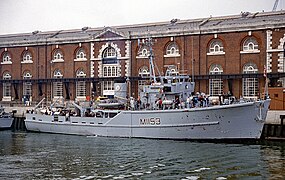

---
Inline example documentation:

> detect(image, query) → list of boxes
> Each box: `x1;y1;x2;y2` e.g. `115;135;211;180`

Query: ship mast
147;37;156;83
139;37;157;83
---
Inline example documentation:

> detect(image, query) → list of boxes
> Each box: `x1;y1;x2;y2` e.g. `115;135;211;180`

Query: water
1;131;285;180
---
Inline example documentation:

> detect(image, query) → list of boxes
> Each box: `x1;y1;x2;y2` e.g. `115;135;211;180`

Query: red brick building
0;11;285;109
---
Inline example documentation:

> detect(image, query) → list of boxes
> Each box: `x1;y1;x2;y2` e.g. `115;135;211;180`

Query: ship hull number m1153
139;118;161;125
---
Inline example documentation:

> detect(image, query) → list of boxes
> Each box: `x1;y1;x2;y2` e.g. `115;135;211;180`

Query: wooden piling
262;115;285;140
11;117;26;131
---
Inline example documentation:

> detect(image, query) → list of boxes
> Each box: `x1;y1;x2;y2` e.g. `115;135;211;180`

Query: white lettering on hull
139;118;161;125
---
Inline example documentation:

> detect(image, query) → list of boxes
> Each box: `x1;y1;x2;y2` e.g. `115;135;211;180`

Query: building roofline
0;10;285;47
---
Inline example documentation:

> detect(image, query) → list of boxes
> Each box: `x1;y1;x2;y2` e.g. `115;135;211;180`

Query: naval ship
25;37;271;140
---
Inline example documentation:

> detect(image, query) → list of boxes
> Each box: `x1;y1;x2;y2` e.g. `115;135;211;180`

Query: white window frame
101;47;119;95
103;47;116;58
164;43;180;57
138;66;150;94
74;48;87;61
242;63;259;98
2;72;12;101
207;40;225;55
165;65;179;76
52;50;64;63
209;64;223;96
136;46;149;59
76;70;86;100
102;65;118;94
1;53;12;64
103;65;118;78
139;66;150;77
23;72;32;97
53;70;63;98
240;37;260;54
22;51;33;64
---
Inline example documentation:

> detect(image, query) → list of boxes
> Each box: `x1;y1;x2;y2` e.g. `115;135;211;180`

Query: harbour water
1;131;285;179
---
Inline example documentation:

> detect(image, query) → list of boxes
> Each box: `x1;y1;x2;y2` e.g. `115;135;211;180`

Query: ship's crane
272;0;279;11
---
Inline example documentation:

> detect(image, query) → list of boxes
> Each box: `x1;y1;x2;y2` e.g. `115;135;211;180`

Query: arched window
165;65;179;76
243;37;259;51
22;51;33;62
53;69;63;98
53;49;64;60
103;47;116;58
2;52;12;64
54;69;63;77
76;48;86;59
242;63;258;97
23;72;32;97
165;43;180;56
209;40;224;53
139;66;150;77
3;72;11;100
209;64;223;96
101;47;118;94
138;66;150;94
137;45;149;57
76;69;86;99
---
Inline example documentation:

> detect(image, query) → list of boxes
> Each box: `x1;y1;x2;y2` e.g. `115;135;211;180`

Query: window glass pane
242;63;258;97
243;38;258;51
166;43;179;55
76;70;86;97
3;73;11;97
209;40;223;53
209;64;223;96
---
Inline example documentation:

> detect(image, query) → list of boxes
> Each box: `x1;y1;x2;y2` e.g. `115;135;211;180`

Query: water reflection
0;131;285;179
260;141;285;179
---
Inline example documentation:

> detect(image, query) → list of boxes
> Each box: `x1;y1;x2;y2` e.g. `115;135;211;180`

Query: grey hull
25;99;270;139
0;117;13;130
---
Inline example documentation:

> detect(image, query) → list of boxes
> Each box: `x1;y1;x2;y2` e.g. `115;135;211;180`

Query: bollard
280;115;285;137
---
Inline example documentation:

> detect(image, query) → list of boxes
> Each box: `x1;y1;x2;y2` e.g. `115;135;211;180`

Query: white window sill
51;59;64;63
240;50;260;54
74;58;87;62
2;96;12;101
164;54;181;58
136;56;148;59
21;60;33;64
207;52;225;56
1;61;12;65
